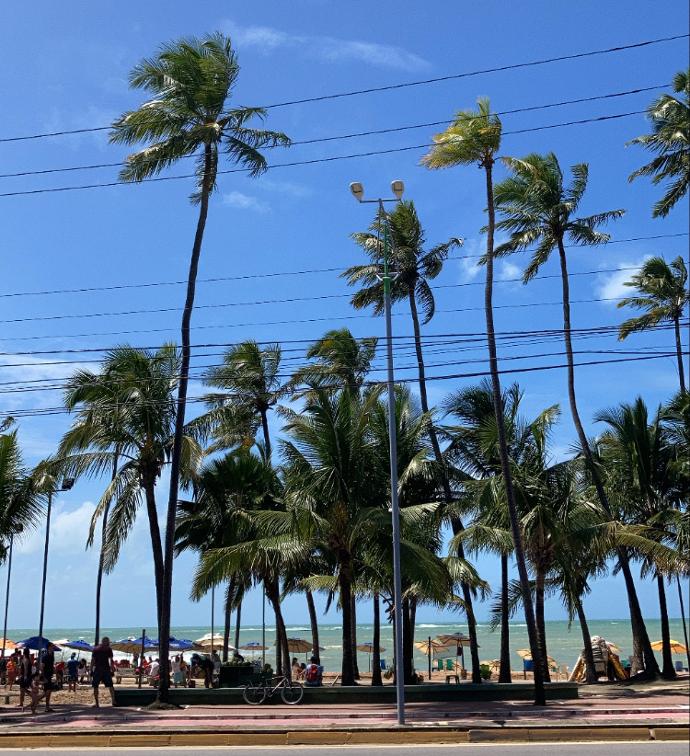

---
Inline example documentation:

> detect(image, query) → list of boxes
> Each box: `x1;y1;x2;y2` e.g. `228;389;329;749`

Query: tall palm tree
492;151;660;677
628;70;690;217
61;366;126;645
618;256;689;393
202;341;290;457
422;99;546;703
110;33;290;697
344;200;486;681
596;398;686;680
57;345;202;638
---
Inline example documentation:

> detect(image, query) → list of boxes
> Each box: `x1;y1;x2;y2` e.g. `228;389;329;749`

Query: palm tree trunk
234;601;242;651
143;480;164;634
95;448;119;645
657;574;676;680
535;567;550;683
222;581;233;663
498;552;512;683
339;556;356;685
402;598;415;684
371;592;383;686
351;595;360;679
676;576;690;672
407;289;482;684
484;158;546;706
556;238;659;679
575;597;598;683
159;144;216;702
306;590;320;664
673;315;686;393
260;409;272;459
266;577;289;677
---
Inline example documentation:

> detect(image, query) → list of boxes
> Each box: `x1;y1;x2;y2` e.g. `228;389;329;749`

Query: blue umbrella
168;637;195;651
60;639;94;653
18;636;55;650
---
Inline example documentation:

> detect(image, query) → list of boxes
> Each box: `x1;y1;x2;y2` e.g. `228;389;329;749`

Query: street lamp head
391;180;404;200
349;182;364;202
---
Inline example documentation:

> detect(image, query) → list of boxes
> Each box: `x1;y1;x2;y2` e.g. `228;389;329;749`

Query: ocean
6;619;688;673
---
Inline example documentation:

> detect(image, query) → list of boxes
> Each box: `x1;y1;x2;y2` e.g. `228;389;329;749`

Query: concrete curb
0;723;686;748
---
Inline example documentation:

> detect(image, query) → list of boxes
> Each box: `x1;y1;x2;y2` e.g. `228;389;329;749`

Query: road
10;743;688;755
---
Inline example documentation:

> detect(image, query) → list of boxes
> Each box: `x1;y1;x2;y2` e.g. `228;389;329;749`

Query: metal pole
428;635;432;680
139;627;145;689
38;491;53;650
2;535;13;659
380;198;406;726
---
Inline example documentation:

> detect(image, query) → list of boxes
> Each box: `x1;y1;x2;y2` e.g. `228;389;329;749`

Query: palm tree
596;398;686;679
202;341;290;457
110;33;290;697
628;70;690;217
291;328;377;395
345;199;486;681
61;365;126;645
57;345;202;638
422;99;546;703
618;256;689;393
493;152;660;677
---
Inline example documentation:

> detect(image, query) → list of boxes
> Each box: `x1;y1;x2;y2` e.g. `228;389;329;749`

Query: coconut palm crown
628;70;690;218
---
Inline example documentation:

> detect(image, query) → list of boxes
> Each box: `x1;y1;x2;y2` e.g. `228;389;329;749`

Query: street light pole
2;533;16;659
350;180;406;726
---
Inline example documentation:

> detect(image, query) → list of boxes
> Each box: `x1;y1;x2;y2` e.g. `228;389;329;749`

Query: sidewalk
0;688;687;747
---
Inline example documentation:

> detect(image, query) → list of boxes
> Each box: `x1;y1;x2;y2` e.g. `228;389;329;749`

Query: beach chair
379;659;387;671
675;660;684;673
445;658;454;671
436;659;443;671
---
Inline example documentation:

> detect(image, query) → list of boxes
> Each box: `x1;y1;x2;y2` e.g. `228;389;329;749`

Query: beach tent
356;642;386;672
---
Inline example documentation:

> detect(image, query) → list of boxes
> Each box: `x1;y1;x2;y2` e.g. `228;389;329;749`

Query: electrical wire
1;32;684;143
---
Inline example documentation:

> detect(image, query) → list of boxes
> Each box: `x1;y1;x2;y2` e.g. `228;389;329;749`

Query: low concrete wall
113;681;578;707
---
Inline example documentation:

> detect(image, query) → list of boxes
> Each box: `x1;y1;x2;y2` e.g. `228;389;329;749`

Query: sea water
6;618;688;673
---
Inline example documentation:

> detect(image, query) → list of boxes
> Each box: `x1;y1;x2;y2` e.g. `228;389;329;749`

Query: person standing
37;644;56;712
18;648;36;713
66;653;79;693
90;636;116;707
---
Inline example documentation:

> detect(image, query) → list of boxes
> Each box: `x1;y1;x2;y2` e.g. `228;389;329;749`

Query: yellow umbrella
515;649;558;668
0;638;18;650
415;638;452;656
650;639;688;654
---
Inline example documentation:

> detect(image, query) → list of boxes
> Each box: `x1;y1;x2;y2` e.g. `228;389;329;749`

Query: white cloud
256;178;312;198
223;20;430;72
16;500;95;556
498;261;522;281
456;237;483;282
222;190;270;213
596;257;648;304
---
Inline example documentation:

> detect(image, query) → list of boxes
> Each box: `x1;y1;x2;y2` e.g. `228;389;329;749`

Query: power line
2;233;685;301
0;265;655;326
2;350;684;419
1;32;684;143
0;85;667;180
0;110;651;199
0;320;679;360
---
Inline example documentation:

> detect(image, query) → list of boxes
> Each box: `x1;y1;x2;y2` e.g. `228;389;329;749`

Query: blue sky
0;1;688;634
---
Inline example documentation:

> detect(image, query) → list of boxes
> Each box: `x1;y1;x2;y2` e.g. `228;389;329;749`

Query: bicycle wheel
280;681;304;705
243;682;267;705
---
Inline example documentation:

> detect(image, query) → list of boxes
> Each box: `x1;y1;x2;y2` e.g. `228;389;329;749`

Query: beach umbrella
416;638;454;680
18;636;58;651
58;639;94;653
168;637;196;652
239;641;268;658
356;642;386;672
193;633;225;651
651;639;688;654
436;632;472;646
0;638;18;651
515;649;558;669
279;637;324;660
481;659;501;673
111;636;158;655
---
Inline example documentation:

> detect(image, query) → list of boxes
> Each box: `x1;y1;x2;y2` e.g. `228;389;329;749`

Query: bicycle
242;674;304;705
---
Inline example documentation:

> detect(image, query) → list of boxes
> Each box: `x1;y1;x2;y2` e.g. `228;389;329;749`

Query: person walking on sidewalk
90;636;116;707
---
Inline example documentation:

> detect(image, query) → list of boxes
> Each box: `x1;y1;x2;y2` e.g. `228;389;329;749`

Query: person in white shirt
148;658;160;686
